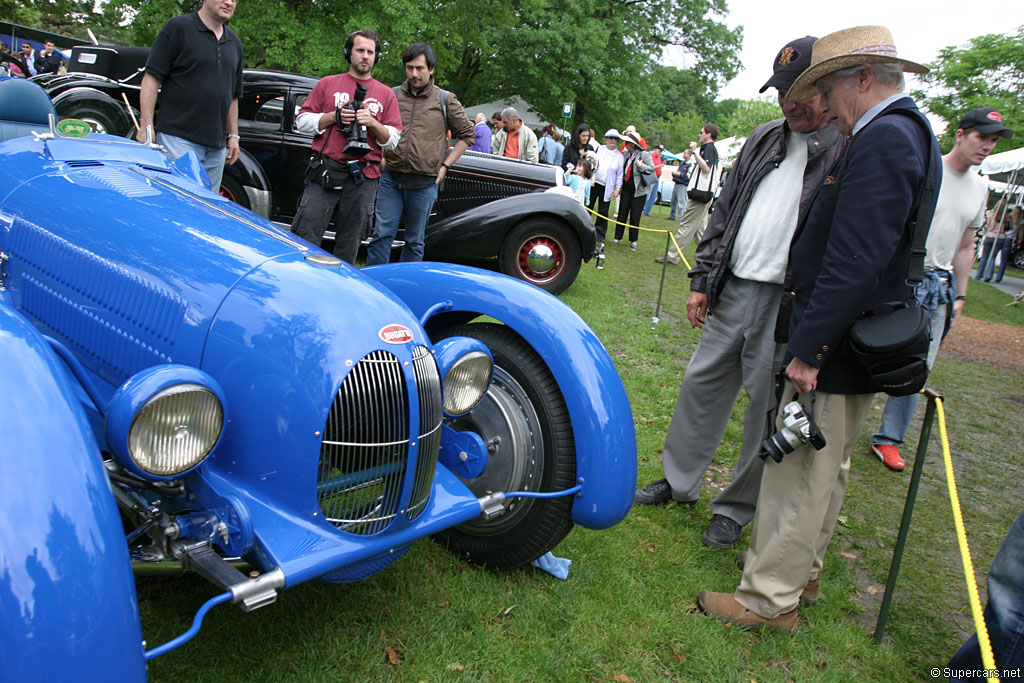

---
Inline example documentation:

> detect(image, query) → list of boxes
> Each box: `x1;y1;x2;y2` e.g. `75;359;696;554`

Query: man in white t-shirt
869;107;1012;471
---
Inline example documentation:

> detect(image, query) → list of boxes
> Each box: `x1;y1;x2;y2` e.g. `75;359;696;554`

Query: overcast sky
665;1;1024;102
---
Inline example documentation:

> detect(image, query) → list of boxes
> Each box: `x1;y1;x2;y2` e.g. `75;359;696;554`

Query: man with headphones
291;29;402;264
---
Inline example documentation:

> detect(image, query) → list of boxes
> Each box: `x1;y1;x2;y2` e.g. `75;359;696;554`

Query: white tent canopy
979;147;1024;177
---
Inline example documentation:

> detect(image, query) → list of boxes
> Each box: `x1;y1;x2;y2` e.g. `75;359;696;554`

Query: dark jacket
689;118;844;313
385;78;474;177
35;49;64;75
787;96;941;394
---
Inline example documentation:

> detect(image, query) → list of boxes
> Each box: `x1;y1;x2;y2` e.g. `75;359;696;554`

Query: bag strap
393;85;449;131
832;107;938;288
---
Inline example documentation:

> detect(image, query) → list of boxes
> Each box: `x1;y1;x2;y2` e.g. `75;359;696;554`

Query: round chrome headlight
106;365;227;480
129;384;224;475
443;350;493;415
433;337;494;417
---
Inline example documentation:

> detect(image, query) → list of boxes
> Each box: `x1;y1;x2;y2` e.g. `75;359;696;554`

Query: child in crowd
563;159;594;206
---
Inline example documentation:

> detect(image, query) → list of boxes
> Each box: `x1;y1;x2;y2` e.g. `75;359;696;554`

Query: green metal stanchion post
652;232;671;326
874;388;942;643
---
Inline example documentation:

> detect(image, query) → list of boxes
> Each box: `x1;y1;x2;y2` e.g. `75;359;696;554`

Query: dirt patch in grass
940;316;1024;372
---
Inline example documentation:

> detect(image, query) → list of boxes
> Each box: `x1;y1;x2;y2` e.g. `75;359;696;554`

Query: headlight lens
129;383;224;475
443;350;493;416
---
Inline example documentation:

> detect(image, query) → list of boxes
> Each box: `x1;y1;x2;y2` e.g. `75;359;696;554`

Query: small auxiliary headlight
433;338;493;417
106;365;227;480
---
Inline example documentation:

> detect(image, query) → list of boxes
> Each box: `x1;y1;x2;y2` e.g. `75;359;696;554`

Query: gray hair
474;112;486;124
830;62;905;91
501;107;520;121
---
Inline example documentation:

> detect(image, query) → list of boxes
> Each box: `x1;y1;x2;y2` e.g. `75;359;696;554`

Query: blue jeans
996;238;1014;281
668;183;688;219
641;183;659;215
157;133;228;192
364;170;438;266
976;237;1006;281
948;510;1024;679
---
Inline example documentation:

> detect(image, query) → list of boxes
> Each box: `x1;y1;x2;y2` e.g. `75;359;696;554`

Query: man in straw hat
698;25;941;630
635;37;844;554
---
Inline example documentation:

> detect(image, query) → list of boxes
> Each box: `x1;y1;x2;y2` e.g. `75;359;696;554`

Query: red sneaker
871;444;905;472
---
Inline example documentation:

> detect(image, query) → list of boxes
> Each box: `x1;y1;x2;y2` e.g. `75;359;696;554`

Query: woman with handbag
614;131;654;249
656;124;720;266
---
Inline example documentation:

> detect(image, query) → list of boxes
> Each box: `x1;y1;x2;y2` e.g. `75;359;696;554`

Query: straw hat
786;26;928;102
622;131;643;148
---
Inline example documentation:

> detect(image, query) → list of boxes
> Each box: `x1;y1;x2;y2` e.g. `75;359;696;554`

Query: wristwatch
441;162;451;171
227;133;240;140
955;295;967;301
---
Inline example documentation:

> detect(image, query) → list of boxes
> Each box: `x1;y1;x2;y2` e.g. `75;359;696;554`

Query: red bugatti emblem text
379;324;414;344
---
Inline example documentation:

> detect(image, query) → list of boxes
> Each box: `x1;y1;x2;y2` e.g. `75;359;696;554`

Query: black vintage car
35;45;595;294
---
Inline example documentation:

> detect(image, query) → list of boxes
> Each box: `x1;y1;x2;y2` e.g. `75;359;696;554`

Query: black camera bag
847;302;931;396
304;126;349;190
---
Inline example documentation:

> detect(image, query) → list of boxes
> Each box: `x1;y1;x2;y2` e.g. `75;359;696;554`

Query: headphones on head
343;30;382;66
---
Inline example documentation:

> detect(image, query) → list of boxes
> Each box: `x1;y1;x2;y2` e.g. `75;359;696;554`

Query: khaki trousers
665;197;711;264
733;382;874;618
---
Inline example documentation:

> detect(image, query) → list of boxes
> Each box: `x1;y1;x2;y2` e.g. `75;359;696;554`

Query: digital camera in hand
760;398;827;463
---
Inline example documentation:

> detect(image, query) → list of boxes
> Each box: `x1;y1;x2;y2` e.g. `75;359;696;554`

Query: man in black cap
868;106;1011;472
635;36;844;549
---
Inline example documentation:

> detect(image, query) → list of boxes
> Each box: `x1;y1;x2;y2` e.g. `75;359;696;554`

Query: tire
432;323;576;569
54;91;133;137
498;219;582;295
218;173;251;210
1013;247;1024;270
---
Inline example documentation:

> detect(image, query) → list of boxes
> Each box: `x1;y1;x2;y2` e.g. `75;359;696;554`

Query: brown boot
697;591;798;631
736;552;819;606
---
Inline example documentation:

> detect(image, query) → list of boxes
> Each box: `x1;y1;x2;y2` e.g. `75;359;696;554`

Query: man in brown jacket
364;43;475;264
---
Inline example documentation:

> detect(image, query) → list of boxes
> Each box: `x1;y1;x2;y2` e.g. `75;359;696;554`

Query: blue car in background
0;78;636;679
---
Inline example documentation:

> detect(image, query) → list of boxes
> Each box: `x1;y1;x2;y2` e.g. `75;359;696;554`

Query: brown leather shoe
697;591;798;631
736;552;819;606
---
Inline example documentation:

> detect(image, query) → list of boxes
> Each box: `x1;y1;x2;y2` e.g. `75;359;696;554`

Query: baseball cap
760;36;817;94
957;108;1013;139
604;128;621;138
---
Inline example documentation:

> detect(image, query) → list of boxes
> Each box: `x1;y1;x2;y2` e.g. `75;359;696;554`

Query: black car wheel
218;173;251;210
432;323;576;569
55;91;133;137
1013;247;1024;270
499;219;581;295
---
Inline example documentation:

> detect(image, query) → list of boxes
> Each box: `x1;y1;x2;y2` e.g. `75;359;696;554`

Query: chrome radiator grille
316;346;443;535
407;345;443;520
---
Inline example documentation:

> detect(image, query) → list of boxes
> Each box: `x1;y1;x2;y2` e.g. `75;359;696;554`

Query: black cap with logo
760;36;817;94
957;107;1013;139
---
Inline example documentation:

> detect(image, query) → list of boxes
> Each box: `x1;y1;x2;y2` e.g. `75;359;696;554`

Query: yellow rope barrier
936;395;999;680
580;203;692;270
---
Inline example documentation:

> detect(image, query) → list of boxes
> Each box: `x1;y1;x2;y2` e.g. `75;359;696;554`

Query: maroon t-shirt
299;73;401;178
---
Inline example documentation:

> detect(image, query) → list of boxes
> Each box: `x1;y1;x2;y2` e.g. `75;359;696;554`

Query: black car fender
221;148;273;218
424;192;596;262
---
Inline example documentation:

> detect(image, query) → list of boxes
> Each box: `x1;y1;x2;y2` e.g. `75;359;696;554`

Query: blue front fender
0;304;146;681
362;262;636;529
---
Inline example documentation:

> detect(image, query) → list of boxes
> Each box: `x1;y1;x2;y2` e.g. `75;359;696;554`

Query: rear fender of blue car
362;261;637;529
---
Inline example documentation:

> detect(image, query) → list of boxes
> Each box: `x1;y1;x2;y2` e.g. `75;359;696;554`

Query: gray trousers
661;276;786;525
290;175;378;264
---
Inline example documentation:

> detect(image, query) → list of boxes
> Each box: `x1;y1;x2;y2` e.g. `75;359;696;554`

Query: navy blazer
786;96;941;394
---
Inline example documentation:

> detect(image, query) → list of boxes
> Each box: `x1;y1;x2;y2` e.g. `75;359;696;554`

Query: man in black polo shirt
136;0;244;192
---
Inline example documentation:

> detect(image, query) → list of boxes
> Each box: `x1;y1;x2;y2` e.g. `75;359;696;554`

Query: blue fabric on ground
530;551;572;579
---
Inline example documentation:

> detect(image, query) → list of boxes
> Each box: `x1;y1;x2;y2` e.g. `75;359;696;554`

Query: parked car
0;78;635;678
34;45;595;294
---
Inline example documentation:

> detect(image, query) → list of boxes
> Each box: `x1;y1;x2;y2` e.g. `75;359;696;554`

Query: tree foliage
720;95;778;139
913;25;1023;153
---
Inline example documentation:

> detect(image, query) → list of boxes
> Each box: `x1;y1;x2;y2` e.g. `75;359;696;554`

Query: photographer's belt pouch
305;156;350;190
847;303;931;397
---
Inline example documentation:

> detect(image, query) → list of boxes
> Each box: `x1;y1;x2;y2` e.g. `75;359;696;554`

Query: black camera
759;395;826;463
340;83;372;157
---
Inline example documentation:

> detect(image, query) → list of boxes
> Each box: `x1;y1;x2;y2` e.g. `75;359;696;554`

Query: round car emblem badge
379;324;414;344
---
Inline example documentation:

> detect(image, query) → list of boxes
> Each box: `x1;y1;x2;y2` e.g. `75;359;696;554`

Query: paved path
979;273;1024;298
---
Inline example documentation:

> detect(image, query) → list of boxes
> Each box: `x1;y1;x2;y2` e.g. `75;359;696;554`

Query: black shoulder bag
687;157;717;203
845;109;939;397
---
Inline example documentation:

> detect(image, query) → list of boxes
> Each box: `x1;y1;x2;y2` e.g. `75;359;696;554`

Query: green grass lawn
143;207;1024;681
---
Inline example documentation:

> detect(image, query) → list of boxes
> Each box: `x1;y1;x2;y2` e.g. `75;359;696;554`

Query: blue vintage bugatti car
0;78;636;680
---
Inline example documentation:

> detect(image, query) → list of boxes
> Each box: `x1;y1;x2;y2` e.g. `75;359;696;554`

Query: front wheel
499;219;582;295
432;323;576;569
1012;247;1024;270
